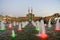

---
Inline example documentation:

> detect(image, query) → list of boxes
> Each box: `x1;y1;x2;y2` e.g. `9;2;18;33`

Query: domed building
17;9;42;22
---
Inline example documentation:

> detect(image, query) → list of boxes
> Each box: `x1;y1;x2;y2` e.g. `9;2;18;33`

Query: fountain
8;23;12;29
0;20;6;31
21;22;25;28
32;21;40;31
25;21;28;26
21;21;29;28
16;22;19;26
13;21;16;26
36;21;40;31
11;30;16;38
48;19;52;28
18;22;22;32
32;21;36;26
55;18;60;31
36;20;48;39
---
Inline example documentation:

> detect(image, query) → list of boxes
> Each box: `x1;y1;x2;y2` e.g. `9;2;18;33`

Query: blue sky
0;0;60;17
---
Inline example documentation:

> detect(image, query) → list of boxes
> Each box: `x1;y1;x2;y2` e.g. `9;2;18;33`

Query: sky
0;0;60;17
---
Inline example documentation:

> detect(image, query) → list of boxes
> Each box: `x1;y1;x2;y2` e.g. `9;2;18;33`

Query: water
32;21;36;27
36;20;48;39
55;19;60;31
41;20;46;33
18;22;22;32
16;22;19;26
21;21;28;28
48;19;52;28
13;21;16;26
0;21;6;31
25;21;29;26
36;21;41;31
11;30;16;38
32;21;40;31
8;23;12;29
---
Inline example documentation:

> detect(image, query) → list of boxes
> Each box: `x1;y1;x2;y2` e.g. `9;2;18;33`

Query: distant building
0;10;60;23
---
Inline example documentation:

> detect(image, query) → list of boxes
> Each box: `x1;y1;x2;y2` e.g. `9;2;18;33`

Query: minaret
31;7;33;13
28;8;30;13
28;8;33;22
28;7;33;13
